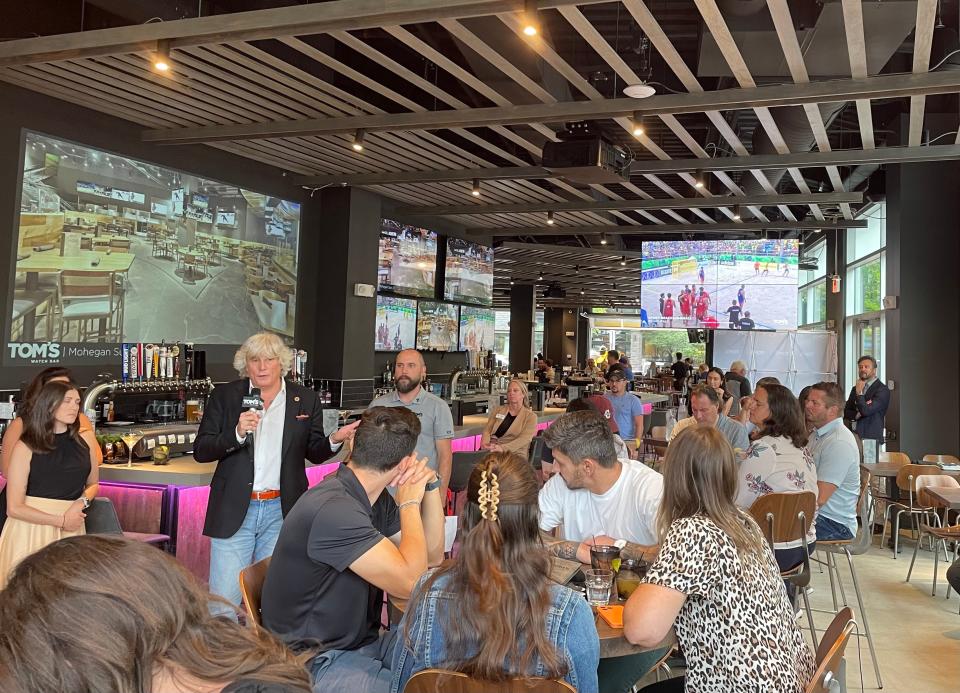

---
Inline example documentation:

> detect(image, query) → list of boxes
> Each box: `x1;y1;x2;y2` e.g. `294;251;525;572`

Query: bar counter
98;409;565;583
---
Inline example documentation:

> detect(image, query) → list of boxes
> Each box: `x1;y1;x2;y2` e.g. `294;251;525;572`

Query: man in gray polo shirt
805;381;860;541
369;349;454;497
687;384;750;451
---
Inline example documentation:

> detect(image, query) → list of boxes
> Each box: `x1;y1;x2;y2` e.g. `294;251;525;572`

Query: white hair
233;332;292;376
730;360;746;373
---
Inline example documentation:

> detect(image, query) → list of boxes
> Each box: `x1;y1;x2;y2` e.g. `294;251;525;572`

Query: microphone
241;387;263;447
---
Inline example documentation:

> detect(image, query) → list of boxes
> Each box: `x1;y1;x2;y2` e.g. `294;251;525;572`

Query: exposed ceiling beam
498;241;646;258
293;145;960;185
0;0;611;67
142;71;960;144
474;220;868;236
398;192;862;216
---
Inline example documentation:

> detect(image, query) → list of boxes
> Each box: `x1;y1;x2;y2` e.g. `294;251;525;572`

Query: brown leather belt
251;489;280;501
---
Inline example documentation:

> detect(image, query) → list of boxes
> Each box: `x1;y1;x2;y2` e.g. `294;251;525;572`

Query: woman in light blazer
481;379;538;455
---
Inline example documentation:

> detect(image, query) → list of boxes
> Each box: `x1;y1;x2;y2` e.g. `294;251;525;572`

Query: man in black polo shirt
261;406;445;692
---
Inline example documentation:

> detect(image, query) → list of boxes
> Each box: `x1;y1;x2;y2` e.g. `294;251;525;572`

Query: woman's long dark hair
0;535;311;693
20;381;83;454
754;383;809;448
403;451;568;682
19;367;73;419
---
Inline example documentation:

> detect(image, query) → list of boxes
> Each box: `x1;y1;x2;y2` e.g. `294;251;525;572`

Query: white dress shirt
251;379;286;492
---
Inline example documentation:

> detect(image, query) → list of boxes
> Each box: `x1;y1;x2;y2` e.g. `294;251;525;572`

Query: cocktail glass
121;430;143;468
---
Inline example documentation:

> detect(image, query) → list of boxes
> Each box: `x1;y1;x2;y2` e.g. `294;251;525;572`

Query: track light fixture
580;289;585;295
600;232;608;245
631;112;645;138
471;178;481;197
733;204;741;220
351;129;365;152
537;272;544;281
510;279;515;285
522;0;539;36
574;265;580;274
694;169;704;189
546;210;555;225
153;39;171;72
620;255;627;266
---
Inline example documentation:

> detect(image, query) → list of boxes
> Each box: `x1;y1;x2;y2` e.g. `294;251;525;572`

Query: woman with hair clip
0;367;102;533
0;534;312;693
623;427;814;693
391;451;599;693
0;381;99;587
737;382;818;573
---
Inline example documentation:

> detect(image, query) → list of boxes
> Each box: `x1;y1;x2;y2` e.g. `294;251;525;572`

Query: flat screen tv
7;131;303;364
444;237;494;306
640;239;799;331
377;218;438;299
459;306;495;352
375;296;417;352
416;301;459;352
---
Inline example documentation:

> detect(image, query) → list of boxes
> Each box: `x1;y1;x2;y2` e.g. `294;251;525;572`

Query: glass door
856;317;881;362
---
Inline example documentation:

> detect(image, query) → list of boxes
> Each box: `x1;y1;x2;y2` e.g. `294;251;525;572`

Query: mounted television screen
459;306;495;351
216;211;236;226
377;218;437;299
416;301;459;352
7;131;303;364
375;296;417;351
640;239;799;331
444;238;494;306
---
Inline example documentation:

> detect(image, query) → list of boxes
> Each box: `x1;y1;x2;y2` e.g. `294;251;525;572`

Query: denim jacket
390;571;599;693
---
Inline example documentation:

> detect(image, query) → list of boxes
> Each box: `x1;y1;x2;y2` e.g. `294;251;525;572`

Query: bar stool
815;468;882;689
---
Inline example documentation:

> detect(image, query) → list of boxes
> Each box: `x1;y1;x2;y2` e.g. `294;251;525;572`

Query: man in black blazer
194;333;358;612
843;355;890;444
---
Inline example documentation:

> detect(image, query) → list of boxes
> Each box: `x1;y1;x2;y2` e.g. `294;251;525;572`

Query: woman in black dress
0;381;98;587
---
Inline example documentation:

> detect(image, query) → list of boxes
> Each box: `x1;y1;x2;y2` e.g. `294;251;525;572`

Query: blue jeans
310;629;397;693
816;515;854;542
208;497;282;615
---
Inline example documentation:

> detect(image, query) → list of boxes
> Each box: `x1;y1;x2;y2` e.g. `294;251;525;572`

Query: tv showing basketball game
377;219;438;298
416;301;459;352
375;296;417;352
459;306;495;352
640;239;799;330
444;238;494;306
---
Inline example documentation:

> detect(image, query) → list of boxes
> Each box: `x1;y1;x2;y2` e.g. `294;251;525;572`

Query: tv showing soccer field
8;131;301;356
416;301;459;352
459;306;495;352
375;296;417;352
377;219;438;299
444;238;494;306
640;239;799;330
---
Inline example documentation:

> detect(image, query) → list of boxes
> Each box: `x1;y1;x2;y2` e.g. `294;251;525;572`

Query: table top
924;486;960;509
17;250;135;274
863;462;960;478
593;602;675;658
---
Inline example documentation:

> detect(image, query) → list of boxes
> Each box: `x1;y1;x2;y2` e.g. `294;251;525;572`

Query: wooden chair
57;270;123;342
403;670;575;693
238;556;272;631
923;454;960;465
805;610;856;693
881;464;942;557
878;451;911;466
748;490;817;649
816;468;882;689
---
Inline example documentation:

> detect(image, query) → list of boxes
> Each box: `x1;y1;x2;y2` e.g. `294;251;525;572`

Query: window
798;281;827;326
846;255;883;315
798;240;826;286
847;205;885;264
494;310;543;367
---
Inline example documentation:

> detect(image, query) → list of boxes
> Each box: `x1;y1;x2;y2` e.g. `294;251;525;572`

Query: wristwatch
80;497;92;511
425;476;442;493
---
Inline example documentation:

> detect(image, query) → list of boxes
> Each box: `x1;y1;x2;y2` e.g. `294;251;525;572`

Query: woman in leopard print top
622;426;815;693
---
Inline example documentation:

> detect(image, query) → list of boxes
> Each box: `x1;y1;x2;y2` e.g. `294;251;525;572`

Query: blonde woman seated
623;427;814;693
391;451;599;693
480;379;538;454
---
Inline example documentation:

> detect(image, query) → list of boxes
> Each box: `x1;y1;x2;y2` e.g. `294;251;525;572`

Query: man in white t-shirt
540;410;663;564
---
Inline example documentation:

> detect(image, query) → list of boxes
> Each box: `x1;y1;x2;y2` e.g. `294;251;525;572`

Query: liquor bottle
184;343;194;380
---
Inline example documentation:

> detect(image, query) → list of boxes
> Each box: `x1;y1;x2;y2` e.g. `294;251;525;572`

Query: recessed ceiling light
351;129;365;152
623;82;656;99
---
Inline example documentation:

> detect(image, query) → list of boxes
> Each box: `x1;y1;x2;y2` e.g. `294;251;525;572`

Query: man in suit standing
843;355;890;445
194;332;359;613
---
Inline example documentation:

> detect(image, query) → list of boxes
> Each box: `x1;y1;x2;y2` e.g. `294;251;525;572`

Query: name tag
496;413;506;420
